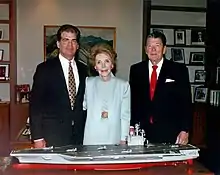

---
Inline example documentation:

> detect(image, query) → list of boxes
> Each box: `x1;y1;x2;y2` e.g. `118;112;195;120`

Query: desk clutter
0;157;12;172
21;117;31;140
16;84;30;103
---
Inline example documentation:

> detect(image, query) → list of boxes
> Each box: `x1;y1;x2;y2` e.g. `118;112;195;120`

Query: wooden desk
0;159;213;175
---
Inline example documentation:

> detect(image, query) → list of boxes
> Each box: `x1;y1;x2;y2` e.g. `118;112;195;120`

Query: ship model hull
10;144;199;170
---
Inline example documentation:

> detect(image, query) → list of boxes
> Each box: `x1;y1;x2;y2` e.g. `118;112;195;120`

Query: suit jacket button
60;120;64;123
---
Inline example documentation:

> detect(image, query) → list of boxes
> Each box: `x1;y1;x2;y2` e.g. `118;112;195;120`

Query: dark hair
145;31;167;46
89;42;117;75
57;24;81;43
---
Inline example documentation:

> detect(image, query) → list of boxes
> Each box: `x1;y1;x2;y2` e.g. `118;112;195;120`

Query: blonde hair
89;43;117;67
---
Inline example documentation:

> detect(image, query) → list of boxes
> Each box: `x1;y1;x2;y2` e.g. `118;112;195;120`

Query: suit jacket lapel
153;59;168;101
143;61;150;101
54;57;71;108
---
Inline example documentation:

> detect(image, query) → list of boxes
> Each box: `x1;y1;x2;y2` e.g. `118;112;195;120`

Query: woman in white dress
83;43;131;145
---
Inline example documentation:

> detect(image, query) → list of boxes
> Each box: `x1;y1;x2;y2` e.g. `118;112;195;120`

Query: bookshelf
0;0;17;155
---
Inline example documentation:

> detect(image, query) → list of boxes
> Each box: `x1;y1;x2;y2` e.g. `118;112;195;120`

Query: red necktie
150;65;158;124
150;65;158;100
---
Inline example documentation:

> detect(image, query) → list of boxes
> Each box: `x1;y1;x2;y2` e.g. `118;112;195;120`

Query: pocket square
165;79;175;83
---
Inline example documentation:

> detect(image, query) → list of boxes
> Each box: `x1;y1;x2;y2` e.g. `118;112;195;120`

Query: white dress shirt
59;54;80;93
148;58;164;81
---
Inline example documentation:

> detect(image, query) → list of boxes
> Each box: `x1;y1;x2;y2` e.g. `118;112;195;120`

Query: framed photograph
194;86;208;103
216;67;220;84
194;70;206;83
191;29;205;45
217;57;220;66
174;29;186;45
191;84;202;103
0;29;3;40
171;48;185;63
152;28;163;33
0;49;3;60
16;84;30;103
0;64;9;80
189;52;205;65
44;25;116;65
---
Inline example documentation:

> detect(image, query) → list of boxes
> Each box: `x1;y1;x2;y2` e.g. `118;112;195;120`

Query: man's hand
175;131;189;145
34;139;46;148
120;140;127;145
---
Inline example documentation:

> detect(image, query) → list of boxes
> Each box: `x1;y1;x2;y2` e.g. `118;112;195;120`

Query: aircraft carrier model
10;143;199;165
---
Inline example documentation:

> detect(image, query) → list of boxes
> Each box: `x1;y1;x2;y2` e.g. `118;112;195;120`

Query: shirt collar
59;54;76;65
149;57;164;69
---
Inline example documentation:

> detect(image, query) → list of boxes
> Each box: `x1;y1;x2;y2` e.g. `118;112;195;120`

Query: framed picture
0;29;3;40
194;86;208;103
171;48;185;63
216;67;220;84
191;29;205;45
174;29;186;45
189;52;205;65
194;70;206;83
0;64;9;80
152;28;163;33
191;84;202;103
44;26;116;65
0;49;3;60
16;84;30;103
217;57;220;66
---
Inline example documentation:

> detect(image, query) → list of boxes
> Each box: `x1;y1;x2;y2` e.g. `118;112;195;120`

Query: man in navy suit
30;24;88;148
129;31;192;144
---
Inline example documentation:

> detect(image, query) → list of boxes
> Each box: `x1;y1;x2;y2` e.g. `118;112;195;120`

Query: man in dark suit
30;24;88;148
129;31;192;144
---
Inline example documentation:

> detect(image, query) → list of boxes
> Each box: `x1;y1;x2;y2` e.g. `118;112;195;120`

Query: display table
0;157;214;175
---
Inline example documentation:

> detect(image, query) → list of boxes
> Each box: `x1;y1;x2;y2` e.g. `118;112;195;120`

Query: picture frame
191;28;205;45
152;28;163;33
174;29;186;45
217;57;220;66
0;64;9;80
0;29;3;40
191;84;202;103
194;86;208;103
171;48;185;63
44;25;116;65
189;52;205;65
216;67;220;84
0;49;3;60
16;84;30;103
194;70;206;83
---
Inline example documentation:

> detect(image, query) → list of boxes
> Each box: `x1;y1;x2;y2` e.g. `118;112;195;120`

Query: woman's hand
120;140;127;145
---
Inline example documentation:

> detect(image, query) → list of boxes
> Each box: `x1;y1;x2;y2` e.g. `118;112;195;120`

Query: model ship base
12;159;194;171
10;144;199;171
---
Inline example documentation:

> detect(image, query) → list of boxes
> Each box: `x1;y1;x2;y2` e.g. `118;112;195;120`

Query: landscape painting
44;25;116;66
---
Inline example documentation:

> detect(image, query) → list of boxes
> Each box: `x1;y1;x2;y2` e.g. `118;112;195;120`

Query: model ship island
128;123;146;146
10;124;200;166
